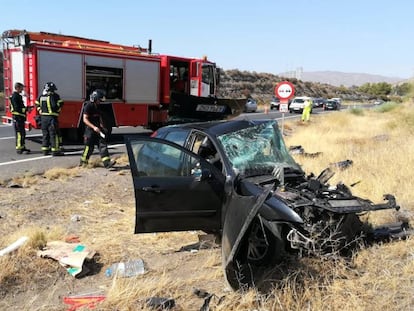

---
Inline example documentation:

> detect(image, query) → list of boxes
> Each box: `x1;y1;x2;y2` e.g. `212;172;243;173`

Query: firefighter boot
17;147;31;154
52;151;64;156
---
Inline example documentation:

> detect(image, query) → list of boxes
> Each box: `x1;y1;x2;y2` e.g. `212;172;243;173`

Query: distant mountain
279;70;405;87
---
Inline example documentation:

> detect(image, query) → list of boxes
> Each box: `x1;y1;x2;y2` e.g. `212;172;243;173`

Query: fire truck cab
1;30;221;140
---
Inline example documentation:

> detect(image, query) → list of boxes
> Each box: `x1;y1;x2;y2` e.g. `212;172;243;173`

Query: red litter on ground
63;295;106;311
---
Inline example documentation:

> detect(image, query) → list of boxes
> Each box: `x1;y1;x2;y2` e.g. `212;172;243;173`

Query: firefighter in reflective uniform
35;82;64;156
10;82;31;154
80;90;116;169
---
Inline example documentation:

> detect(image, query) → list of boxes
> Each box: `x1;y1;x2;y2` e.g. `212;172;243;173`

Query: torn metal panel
222;187;271;290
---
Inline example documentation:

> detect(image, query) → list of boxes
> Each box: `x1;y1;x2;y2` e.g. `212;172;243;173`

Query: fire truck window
170;65;189;93
202;65;215;95
202;66;211;84
86;66;123;100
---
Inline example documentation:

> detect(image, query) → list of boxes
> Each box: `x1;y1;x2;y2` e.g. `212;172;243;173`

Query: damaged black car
125;119;411;290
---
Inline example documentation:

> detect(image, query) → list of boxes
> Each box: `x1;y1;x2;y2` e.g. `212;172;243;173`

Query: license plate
196;104;226;112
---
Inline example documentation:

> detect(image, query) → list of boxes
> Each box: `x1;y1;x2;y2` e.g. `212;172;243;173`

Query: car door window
164;131;188;147
131;139;199;177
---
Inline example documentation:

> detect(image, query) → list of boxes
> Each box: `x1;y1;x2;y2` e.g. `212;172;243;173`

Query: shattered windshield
217;121;302;177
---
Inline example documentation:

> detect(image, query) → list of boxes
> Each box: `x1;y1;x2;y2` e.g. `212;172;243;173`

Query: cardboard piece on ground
37;241;96;276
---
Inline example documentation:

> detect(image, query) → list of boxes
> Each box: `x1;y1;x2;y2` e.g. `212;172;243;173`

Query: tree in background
358;82;392;98
393;82;412;96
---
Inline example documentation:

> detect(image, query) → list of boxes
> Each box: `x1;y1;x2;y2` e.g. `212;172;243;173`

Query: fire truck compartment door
10;50;25;94
125;59;160;104
38;50;83;100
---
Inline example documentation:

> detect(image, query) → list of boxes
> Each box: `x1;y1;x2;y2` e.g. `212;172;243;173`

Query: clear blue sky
2;0;413;79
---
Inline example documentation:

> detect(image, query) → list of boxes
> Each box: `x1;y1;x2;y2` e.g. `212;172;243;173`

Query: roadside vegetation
0;102;413;310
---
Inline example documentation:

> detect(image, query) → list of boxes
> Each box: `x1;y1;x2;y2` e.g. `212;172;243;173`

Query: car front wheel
223;218;287;290
245;219;286;266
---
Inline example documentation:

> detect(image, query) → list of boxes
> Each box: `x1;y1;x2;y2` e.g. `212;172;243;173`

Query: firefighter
80;90;116;169
10;82;31;154
35;82;64;156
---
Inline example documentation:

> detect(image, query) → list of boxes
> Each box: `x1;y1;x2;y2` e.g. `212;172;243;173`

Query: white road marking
0;134;42;140
0;144;125;167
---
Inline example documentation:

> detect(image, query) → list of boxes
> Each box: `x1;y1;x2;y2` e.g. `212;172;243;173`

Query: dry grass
1;102;414;310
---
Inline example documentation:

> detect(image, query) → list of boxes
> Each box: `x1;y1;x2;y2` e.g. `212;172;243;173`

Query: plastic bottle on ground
105;259;145;277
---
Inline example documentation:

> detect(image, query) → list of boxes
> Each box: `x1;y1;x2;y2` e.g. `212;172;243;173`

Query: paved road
0;125;153;182
0;108;322;181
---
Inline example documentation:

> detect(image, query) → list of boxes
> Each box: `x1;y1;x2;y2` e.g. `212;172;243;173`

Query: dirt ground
0;159;227;311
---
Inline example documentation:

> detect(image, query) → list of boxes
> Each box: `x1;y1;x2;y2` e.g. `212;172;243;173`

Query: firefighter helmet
90;89;106;102
44;82;57;92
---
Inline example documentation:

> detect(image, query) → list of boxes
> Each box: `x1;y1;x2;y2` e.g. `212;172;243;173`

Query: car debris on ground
288;145;322;158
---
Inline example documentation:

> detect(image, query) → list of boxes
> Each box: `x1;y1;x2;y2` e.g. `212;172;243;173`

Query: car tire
245;219;285;266
222;219;287;290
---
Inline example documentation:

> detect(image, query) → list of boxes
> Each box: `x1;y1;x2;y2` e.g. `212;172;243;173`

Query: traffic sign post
274;81;295;136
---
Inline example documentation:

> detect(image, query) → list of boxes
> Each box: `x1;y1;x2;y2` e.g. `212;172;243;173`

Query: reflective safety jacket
10;91;27;118
35;92;64;116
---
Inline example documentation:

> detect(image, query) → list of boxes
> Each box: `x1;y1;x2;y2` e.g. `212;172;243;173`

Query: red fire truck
1;30;242;139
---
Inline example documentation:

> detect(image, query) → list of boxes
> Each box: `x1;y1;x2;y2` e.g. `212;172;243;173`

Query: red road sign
274;81;295;100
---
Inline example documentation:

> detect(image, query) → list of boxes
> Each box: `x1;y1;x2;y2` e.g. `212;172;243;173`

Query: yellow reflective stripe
16;133;22;148
101;156;110;162
40;112;59;116
54;135;60;150
47;96;52;113
12;112;26;117
81;146;90;161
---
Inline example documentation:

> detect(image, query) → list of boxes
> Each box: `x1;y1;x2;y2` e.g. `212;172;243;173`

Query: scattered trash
193;288;225;311
289;145;322;158
63;294;106;311
146;297;175;310
289;145;304;154
71;214;81;222
105;258;145;277
65;234;81;243
177;234;219;252
330;159;353;170
7;182;23;188
0;236;29;256
37;241;96;277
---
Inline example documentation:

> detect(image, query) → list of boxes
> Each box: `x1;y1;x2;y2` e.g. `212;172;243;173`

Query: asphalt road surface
0;108;321;181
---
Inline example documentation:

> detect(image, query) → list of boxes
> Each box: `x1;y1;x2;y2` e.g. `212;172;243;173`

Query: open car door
125;135;225;234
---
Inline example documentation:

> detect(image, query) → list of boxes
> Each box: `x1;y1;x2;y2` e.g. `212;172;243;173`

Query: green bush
348;107;364;116
374;102;398;113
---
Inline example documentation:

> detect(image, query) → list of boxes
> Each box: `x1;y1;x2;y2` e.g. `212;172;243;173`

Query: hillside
299;71;404;87
217;69;369;103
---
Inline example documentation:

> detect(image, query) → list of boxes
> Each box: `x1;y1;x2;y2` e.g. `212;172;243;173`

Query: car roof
157;119;276;137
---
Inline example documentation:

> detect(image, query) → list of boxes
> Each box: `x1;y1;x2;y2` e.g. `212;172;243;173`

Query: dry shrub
7;172;39;187
43;166;82;180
